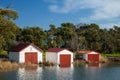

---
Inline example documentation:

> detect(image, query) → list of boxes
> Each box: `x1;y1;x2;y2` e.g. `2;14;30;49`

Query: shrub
0;50;8;58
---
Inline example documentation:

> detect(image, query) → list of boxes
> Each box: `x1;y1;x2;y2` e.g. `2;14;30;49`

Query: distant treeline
0;8;120;54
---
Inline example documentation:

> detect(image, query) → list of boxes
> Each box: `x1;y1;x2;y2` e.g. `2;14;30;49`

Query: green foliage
42;51;46;58
16;26;47;49
101;53;120;57
0;8;18;51
0;50;8;58
0;36;5;51
0;8;120;54
75;54;83;60
0;8;18;20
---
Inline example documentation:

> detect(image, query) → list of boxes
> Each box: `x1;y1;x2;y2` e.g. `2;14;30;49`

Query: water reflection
11;63;120;80
17;66;73;80
87;63;100;67
17;66;42;80
84;64;100;80
56;66;73;80
17;64;99;80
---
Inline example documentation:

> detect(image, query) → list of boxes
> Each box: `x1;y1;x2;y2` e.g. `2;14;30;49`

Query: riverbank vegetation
0;55;117;72
101;53;120;57
0;61;19;72
0;60;55;72
0;8;120;57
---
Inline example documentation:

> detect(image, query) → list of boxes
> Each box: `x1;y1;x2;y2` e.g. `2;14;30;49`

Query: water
0;63;120;80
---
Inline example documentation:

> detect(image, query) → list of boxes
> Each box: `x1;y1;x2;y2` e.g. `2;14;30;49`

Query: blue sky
0;0;120;30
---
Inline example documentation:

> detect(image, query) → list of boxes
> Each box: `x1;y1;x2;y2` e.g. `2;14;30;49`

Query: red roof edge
77;50;99;54
10;43;43;52
46;48;73;53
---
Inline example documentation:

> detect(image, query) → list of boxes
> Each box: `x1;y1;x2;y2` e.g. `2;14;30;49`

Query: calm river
0;63;120;80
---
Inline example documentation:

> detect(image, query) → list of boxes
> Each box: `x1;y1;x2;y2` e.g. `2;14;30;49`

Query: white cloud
43;0;58;3
89;1;120;20
100;22;120;29
49;0;82;13
47;0;120;20
45;0;120;29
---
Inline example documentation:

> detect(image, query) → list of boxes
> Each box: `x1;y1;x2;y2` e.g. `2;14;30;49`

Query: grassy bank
101;53;120;57
0;61;19;72
0;60;55;72
74;60;87;66
101;53;120;63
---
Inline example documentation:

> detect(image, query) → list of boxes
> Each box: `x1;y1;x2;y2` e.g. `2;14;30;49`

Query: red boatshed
77;50;100;63
9;43;43;64
46;48;73;67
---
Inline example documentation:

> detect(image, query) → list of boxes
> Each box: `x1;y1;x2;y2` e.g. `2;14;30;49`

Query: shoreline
0;60;55;72
0;56;120;72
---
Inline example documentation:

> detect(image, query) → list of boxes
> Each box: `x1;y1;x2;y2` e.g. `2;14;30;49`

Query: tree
55;35;63;48
98;29;114;53
0;8;19;51
109;26;120;52
0;35;5;51
76;23;101;51
46;24;58;48
0;8;18;20
59;23;76;49
77;36;87;50
48;24;56;35
18;26;47;48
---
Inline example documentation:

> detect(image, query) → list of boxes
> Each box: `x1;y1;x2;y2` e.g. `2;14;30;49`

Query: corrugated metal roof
10;43;42;52
47;48;66;53
77;50;99;54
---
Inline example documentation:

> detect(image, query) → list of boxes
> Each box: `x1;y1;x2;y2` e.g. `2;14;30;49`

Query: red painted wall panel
88;54;99;63
25;52;38;64
60;54;71;67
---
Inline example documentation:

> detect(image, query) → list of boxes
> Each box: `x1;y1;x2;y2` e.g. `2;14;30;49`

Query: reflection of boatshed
46;48;73;67
18;67;42;80
77;50;100;63
9;43;43;64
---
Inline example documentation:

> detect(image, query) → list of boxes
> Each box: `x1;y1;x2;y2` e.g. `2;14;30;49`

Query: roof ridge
47;48;66;53
10;43;42;52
